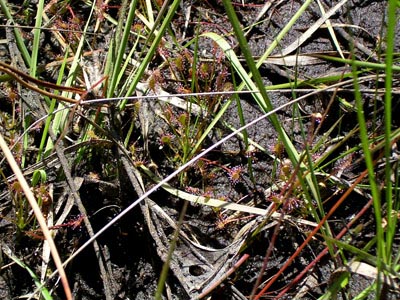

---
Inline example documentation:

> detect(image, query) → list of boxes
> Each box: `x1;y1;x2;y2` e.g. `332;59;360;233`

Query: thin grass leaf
39;50;69;159
1;244;53;300
322;235;399;280
220;1;324;227
117;0;181;110
0;0;31;64
352;49;386;296
280;0;349;57
315;55;400;72
140;165;271;215
30;0;44;77
107;0;136;97
259;0;313;61
45;0;98;155
318;270;350;300
316;0;345;59
383;0;398;262
0;132;71;297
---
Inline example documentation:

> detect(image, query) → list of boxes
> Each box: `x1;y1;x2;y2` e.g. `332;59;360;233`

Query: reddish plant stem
276;197;373;298
254;168;369;300
197;253;250;299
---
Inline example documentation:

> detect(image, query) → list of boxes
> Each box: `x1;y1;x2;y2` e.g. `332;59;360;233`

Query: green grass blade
352;49;386;297
122;0;181;107
30;0;44;77
107;0;136;97
46;0;97;153
257;0;313;64
220;1;324;215
383;0;398;262
2;244;53;300
315;55;400;72
0;0;31;65
38;51;69;159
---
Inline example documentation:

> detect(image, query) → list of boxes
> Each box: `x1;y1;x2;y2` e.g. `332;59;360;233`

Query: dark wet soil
1;1;400;299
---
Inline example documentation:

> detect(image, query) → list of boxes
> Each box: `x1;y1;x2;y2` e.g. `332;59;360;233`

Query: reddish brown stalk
197;253;250;299
0;61;83;103
276;197;373;298
253;168;369;300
